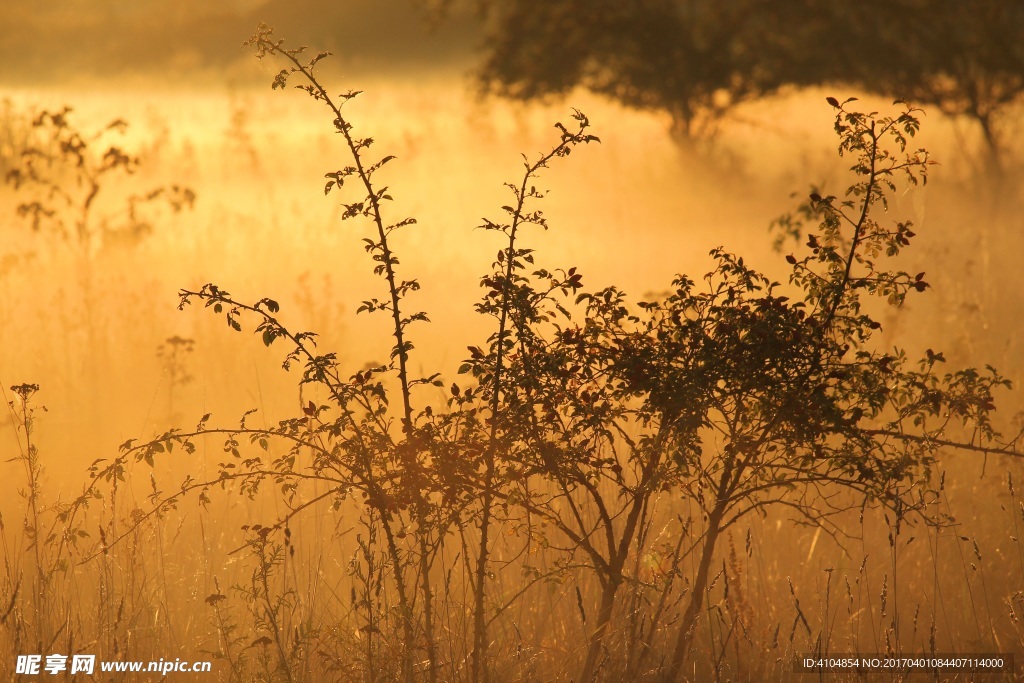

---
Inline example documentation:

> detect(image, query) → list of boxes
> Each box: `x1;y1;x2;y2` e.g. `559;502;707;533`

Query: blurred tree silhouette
477;0;822;140
431;0;1023;164
843;0;1024;174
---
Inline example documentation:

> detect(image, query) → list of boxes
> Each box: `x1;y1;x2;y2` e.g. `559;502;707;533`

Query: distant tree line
427;0;1023;169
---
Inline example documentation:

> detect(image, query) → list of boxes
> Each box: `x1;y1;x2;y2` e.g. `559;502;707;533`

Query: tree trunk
419;531;438;683
976;111;1003;178
663;503;725;683
380;516;416;683
471;480;494;683
578;576;622;683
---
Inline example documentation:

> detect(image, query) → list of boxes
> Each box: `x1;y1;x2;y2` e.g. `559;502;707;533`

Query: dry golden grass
1;71;1022;681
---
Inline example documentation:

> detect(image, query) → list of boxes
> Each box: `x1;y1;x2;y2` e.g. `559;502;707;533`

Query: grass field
1;60;1023;681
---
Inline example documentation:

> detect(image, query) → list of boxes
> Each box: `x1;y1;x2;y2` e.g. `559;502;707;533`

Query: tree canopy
437;0;1024;163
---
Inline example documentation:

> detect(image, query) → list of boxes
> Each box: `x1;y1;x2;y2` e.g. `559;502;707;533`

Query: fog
2;3;1023;681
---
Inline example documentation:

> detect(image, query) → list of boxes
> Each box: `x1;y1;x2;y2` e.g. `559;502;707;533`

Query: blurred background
1;1;1022;678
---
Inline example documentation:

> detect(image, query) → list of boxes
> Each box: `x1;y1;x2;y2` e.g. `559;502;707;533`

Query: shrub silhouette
74;25;1023;683
4;106;194;255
